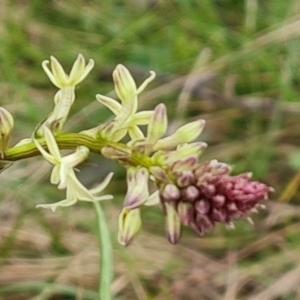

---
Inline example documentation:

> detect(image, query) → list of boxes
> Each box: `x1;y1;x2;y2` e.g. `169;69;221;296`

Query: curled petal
136;71;156;94
89;172;114;195
96;94;122;115
42;60;59;87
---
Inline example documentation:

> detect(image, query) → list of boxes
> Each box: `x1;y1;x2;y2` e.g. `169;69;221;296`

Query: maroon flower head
160;160;273;240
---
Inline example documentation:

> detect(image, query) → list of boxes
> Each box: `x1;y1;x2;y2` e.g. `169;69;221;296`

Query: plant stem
94;201;113;300
3;133;153;167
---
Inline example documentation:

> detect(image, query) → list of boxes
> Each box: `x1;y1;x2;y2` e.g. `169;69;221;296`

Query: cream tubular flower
33;126;89;189
33;127;113;211
36;172;114;212
42;54;95;89
37;54;94;137
95;65;155;142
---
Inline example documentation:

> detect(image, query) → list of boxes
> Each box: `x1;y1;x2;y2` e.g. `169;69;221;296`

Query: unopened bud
165;202;181;244
147;103;168;147
113;64;137;103
154;119;205;151
166;142;207;165
161;184;181;201
178;202;193;226
118;208;142;246
0;107;14;158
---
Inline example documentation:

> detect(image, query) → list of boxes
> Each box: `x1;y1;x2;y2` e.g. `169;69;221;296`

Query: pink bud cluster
160;160;272;241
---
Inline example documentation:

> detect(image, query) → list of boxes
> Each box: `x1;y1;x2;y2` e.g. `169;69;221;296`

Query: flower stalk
94;201;113;300
0;54;274;296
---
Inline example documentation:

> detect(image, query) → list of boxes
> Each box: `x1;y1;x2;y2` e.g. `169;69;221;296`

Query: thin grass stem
94;201;113;300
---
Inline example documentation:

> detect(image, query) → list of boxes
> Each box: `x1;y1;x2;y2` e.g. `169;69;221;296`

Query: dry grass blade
248;264;300;300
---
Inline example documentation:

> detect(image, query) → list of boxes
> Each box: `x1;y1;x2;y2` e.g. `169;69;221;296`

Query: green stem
94;201;113;300
3;133;153;167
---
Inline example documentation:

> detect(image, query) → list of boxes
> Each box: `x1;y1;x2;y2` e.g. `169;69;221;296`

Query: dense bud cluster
160;160;272;241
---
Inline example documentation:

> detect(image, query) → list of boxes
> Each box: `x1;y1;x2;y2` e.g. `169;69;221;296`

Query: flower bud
165;202;181;244
118;208;142;246
164;142;207;166
154;119;205;151
172;156;198;173
178;202;193;226
101;146;131;160
146;103;168;147
124;167;149;209
113;64;137;103
161;184;181;201
0;107;14;158
149;166;169;183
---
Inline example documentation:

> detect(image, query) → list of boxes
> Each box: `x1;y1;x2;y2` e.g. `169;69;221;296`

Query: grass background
1;0;300;299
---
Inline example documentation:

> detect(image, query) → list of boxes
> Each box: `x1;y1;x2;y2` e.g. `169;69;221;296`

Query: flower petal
33;138;58;165
74;58;95;85
90;172;114;195
50;56;68;88
96;94;122;115
128;126;144;140
43;127;62;160
132;111;153;125
113;64;137;103
42;60;58;87
136;71;156;95
69;54;86;84
67;170;94;201
50;165;60;185
36;197;77;212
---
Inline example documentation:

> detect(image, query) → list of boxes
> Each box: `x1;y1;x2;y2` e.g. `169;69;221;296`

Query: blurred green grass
1;0;300;299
